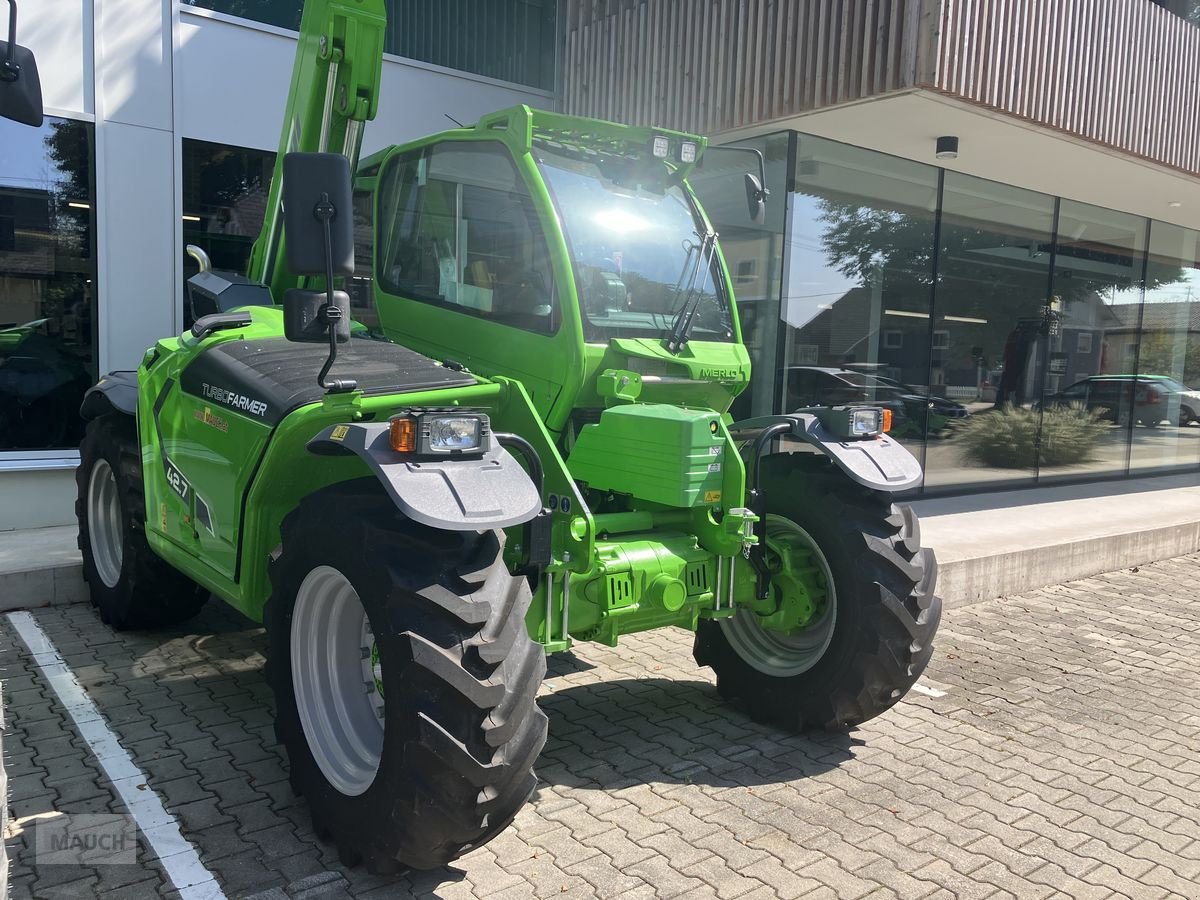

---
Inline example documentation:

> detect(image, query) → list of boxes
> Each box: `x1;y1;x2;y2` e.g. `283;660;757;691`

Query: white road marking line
7;611;227;900
910;682;948;698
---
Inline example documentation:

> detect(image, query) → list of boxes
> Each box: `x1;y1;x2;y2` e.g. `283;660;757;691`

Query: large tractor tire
266;480;547;874
76;415;208;629
694;455;940;731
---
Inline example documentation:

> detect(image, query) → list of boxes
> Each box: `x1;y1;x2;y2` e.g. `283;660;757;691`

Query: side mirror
283;152;354;277
744;173;766;225
0;1;44;127
284;289;351;344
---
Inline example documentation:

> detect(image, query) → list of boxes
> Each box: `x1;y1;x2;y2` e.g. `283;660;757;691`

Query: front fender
80;371;138;420
307;423;542;530
731;413;922;492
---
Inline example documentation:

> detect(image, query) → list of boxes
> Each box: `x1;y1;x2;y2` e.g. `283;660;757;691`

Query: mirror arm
313;192;356;393
2;0;20;81
703;144;770;202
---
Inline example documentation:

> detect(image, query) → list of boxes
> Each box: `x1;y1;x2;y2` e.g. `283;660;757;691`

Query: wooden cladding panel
562;0;924;135
563;0;1200;175
935;0;1200;174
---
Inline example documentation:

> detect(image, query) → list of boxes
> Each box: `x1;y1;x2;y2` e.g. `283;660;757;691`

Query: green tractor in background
3;0;938;875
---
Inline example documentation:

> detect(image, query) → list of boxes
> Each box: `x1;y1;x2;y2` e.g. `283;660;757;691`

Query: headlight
850;408;882;436
389;409;490;457
427;415;482;452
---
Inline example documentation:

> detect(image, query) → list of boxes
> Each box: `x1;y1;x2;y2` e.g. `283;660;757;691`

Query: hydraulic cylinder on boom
246;0;386;303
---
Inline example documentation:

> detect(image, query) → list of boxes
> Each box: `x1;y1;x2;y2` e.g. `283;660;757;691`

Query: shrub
956;404;1106;469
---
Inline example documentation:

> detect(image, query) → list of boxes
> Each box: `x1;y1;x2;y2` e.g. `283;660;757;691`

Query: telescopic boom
245;0;387;302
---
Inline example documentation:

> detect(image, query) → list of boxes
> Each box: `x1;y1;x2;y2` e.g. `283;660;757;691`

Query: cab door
370;140;580;430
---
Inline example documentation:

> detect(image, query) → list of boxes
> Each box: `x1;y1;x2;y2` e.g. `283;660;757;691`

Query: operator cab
366;107;758;431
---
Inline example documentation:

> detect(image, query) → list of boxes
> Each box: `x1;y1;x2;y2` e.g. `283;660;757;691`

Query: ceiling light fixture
935;136;959;160
884;309;930;319
1167;200;1183;208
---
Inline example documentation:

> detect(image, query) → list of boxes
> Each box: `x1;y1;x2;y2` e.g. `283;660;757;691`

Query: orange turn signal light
881;409;893;433
389;416;416;453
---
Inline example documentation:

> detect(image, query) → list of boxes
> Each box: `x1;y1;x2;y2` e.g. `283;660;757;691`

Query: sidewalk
3;471;1198;611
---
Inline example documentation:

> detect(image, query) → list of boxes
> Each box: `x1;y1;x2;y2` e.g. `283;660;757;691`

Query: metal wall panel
563;0;1200;175
562;0;924;135
935;0;1200;175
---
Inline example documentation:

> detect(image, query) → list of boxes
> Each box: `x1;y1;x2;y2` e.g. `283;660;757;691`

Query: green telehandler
2;0;939;874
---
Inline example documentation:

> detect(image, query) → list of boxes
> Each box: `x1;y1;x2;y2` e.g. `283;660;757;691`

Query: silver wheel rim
721;518;838;678
87;459;124;589
291;566;384;797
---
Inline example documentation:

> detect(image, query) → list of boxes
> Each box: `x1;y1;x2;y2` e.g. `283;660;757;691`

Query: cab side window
378;142;556;334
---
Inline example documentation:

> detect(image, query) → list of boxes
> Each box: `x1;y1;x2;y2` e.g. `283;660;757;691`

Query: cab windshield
534;142;733;344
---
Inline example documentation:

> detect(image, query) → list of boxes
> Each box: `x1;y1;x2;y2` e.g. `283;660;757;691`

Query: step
911;472;1200;606
2;472;1197;611
0;525;87;612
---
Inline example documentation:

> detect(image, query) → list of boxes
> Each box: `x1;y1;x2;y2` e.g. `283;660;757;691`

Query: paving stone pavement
3;554;1200;899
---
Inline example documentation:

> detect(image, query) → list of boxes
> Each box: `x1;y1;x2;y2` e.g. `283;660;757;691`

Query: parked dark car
865;374;970;433
783;366;968;437
1041;374;1200;427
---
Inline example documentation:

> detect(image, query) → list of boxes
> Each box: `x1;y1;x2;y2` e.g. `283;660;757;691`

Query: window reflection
689;133;789;420
781;137;939;467
182;0;558;90
1040;201;1148;481
1129;221;1200;472
696;129;1200;493
181;139;275;299
924;175;1056;489
0;117;97;452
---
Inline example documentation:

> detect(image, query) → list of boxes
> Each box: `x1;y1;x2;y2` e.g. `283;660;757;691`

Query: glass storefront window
181;139;276;305
1042;201;1148;481
690;133;790;420
183;138;380;330
780;136;940;468
183;0;557;90
1128;221;1200;472
706;127;1198;494
924;174;1056;490
0;117;97;452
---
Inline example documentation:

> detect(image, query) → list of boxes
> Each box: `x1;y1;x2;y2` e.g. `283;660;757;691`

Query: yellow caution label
330;424;350;441
704;490;722;503
159;502;168;532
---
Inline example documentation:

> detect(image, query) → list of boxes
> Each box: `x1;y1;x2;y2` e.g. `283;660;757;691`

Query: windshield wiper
664;229;718;354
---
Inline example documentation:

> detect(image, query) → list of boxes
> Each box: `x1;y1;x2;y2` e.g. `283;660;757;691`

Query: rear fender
80;371;138;420
731;413;922;492
307;423;542;530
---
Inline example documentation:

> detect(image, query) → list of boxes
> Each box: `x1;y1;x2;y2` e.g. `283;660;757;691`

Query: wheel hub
749;523;828;633
360;616;386;722
87;459;124;589
721;515;838;678
292;566;384;797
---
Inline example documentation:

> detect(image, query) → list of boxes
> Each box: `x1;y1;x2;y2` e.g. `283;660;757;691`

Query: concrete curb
934;521;1200;607
0;525;87;613
0;565;87;613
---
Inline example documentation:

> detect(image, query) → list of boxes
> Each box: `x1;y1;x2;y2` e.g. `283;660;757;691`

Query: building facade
565;0;1200;494
0;0;556;529
3;1;1199;533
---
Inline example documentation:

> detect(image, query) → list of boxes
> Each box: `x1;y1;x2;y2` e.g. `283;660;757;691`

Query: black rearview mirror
284;289;351;344
0;1;44;127
283;152;355;277
744;173;766;224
